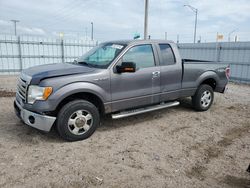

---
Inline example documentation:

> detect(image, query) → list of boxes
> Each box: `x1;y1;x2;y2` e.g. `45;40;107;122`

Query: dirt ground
0;83;249;188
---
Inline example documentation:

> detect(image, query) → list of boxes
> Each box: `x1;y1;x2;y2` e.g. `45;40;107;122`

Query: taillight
225;67;230;79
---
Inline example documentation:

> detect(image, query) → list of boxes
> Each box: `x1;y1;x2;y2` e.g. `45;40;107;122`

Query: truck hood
23;63;95;85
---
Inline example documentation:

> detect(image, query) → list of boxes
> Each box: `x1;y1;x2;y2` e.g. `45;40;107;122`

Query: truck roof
103;39;175;45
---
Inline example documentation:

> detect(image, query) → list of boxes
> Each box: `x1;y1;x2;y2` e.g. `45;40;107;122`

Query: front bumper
14;100;56;132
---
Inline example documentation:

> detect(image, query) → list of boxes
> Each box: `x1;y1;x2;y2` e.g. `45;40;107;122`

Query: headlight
27;85;53;104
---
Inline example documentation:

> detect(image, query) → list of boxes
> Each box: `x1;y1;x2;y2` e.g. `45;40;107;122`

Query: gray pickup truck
14;40;229;141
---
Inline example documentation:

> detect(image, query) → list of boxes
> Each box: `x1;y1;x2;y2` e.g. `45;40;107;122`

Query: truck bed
181;59;229;93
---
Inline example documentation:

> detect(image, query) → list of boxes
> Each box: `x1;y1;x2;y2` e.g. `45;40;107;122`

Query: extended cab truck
14;40;230;141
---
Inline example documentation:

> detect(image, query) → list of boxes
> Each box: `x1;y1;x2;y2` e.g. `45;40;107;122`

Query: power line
39;0;92;29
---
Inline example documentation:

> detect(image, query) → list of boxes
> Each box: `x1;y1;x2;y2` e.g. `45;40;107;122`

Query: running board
112;101;180;119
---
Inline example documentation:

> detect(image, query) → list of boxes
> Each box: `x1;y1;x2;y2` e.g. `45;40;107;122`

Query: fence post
61;39;65;63
17;36;23;71
217;44;221;62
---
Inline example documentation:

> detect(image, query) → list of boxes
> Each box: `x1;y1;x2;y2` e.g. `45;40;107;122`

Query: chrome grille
16;73;31;103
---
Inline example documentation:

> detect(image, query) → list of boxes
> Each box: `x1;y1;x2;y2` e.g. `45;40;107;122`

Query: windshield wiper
77;61;102;69
78;61;93;67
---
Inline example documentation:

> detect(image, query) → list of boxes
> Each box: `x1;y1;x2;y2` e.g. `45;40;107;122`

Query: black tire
192;84;214;111
56;100;100;141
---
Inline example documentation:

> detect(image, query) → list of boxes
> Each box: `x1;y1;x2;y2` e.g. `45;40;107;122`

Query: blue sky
0;0;250;43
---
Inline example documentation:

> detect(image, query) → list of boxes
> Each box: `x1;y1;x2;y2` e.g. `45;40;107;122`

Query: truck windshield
76;43;126;68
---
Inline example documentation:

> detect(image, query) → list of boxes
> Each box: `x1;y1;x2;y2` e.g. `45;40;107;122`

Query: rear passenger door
157;43;182;101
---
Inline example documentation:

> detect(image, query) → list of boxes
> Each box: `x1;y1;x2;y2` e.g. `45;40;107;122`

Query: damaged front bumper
14;100;56;132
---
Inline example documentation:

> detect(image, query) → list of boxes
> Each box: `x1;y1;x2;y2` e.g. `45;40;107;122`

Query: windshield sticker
111;44;123;49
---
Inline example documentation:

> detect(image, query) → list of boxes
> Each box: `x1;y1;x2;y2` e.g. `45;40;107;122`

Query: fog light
28;116;35;124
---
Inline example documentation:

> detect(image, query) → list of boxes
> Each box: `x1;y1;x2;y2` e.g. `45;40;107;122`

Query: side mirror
116;62;136;73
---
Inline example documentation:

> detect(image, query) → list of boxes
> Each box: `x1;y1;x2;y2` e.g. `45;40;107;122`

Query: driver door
110;44;161;112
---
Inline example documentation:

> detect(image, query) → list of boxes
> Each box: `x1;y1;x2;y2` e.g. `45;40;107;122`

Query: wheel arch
197;71;219;90
200;78;217;90
49;82;108;116
55;92;105;116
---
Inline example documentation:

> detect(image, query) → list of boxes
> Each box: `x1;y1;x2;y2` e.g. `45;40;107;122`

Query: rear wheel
56;100;100;141
192;84;214;111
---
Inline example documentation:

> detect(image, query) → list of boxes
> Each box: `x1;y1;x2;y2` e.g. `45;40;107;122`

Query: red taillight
225;67;230;79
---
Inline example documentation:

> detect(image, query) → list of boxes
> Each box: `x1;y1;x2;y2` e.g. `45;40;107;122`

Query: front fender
28;82;110;112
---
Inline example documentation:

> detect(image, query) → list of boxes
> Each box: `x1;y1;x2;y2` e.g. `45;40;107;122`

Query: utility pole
177;34;179;43
85;27;88;40
198;36;201;43
234;36;238;42
144;0;149;40
91;22;93;40
194;9;198;43
165;32;168;40
11;20;19;36
184;5;198;43
228;29;238;42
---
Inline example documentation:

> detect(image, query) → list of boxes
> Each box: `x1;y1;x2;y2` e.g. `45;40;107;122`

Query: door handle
152;71;160;78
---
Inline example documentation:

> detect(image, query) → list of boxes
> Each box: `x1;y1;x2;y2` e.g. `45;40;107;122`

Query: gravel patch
0;83;249;188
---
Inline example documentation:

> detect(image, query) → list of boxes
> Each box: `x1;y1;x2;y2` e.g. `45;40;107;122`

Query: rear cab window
158;44;176;66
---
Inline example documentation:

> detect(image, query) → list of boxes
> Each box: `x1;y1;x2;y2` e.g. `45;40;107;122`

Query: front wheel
56;100;100;141
192;84;214;111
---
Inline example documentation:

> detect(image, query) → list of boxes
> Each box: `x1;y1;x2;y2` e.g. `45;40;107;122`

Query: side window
122;44;155;69
159;44;176;65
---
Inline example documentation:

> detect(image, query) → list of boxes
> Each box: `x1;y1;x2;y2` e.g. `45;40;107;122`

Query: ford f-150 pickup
14;40;230;141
